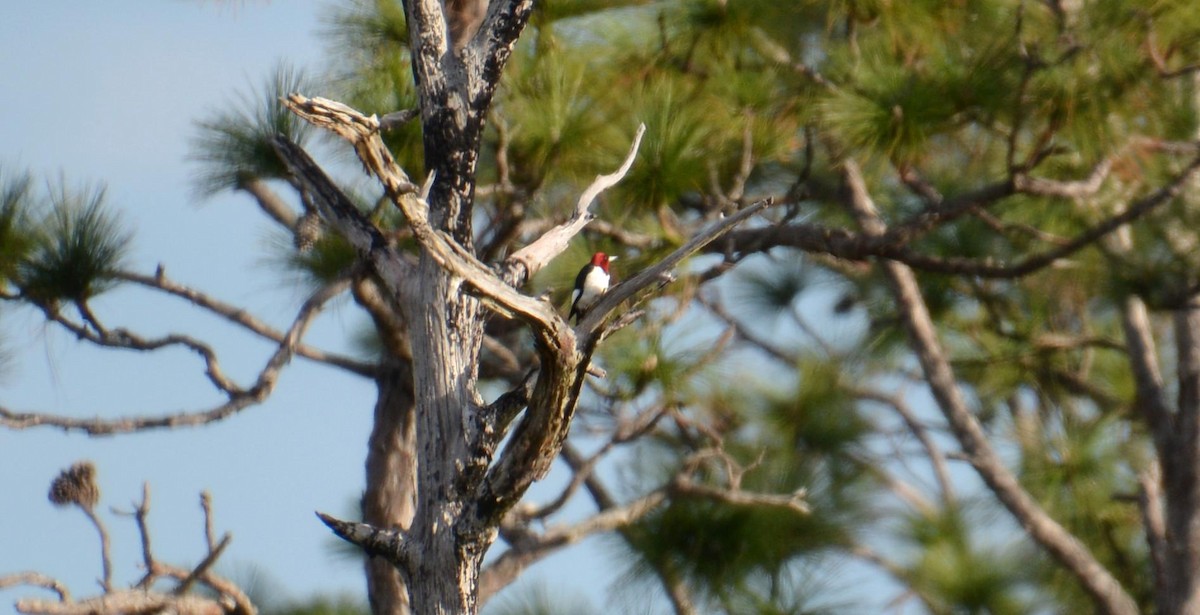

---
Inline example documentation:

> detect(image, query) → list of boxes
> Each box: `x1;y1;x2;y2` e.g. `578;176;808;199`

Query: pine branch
269;135;414;305
0;280;346;435
841;158;1141;615
115;268;374;377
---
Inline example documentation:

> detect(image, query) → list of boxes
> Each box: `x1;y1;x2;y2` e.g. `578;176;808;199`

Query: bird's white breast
574;267;610;309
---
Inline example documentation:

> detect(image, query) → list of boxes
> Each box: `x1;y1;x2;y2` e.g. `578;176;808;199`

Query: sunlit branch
504;123;646;283
0;574;72;602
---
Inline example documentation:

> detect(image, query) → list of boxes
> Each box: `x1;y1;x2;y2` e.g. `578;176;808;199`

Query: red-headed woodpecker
569;252;616;323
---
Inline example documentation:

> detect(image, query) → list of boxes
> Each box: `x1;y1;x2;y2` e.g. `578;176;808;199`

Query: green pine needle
18;182;131;304
191;63;315;197
0;169;36;287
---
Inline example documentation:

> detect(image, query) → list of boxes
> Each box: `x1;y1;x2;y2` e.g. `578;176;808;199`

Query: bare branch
270;134;414;305
279;95;563;330
379;108;419;131
478;489;669;603
1139;462;1168;604
671;475;809;515
239;178;298;228
115;269;375;377
726;152;1200;279
37;301;244;395
155;562;255;615
1;281;346;435
482;367;537;434
12;480;254;615
1121;296;1175;454
15;591;232;615
129;484;155;589
0;573;71;602
315;512;411;574
1013;158;1113;198
80;506;113;593
174;533;231;596
585;218;657;249
505;124;647;283
200;490;217;551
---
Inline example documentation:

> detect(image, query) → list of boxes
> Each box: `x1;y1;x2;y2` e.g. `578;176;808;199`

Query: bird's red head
590;252;613;271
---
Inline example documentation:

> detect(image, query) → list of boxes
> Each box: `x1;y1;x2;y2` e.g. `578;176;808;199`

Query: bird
569;252;616;324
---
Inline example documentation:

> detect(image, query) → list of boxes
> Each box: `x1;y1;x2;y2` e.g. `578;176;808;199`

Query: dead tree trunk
362;355;417;615
267;3;769;612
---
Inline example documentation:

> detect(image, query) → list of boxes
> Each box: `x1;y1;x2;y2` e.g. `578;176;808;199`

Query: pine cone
294;211;321;253
48;461;100;510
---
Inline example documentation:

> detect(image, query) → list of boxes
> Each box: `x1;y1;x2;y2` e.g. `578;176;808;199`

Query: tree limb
503;124;647;284
841;158;1140;615
578;197;774;337
0;574;71;602
239;177;298;228
115;269;375;377
315;512;412;577
270;135;414;305
15;591;232;615
477;489;669;604
1121;296;1175;456
278;96;563;330
0;281;345;435
725;152;1200;279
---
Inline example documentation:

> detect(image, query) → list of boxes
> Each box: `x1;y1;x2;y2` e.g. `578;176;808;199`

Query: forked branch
504;124;647;284
3;471;254;615
0;280;347;435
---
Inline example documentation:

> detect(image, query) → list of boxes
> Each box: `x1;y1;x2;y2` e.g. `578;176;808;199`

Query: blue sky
0;3;623;610
0;1;377;607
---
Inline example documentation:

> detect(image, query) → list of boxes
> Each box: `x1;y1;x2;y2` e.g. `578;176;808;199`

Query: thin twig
79;506;113;593
0;572;71;601
1;280;349;435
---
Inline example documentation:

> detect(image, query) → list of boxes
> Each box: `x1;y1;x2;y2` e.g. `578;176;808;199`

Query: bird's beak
608;256;618;261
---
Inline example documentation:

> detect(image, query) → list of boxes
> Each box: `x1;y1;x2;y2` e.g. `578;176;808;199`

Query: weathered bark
362;355;418;615
405;258;488;615
1160;300;1200;614
278;1;755;608
277;90;769;612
